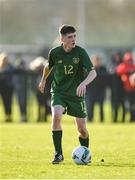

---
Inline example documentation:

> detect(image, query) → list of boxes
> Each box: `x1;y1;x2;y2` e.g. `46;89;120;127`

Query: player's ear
60;34;65;43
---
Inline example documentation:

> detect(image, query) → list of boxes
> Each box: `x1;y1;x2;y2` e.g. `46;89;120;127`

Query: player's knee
52;113;61;127
53;113;61;121
78;127;88;138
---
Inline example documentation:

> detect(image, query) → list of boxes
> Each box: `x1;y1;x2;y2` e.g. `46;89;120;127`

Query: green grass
0;120;135;179
0;97;134;178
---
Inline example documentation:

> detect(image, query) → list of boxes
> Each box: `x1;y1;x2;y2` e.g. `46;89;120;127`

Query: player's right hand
38;81;46;93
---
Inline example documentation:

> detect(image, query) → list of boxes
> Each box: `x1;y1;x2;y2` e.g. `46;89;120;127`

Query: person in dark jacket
86;55;107;122
30;57;52;122
13;56;28;122
0;53;14;122
109;51;126;123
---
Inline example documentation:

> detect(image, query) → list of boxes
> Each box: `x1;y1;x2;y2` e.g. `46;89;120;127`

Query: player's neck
62;44;73;53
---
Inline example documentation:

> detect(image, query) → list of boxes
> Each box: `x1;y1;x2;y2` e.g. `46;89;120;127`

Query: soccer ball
72;146;91;165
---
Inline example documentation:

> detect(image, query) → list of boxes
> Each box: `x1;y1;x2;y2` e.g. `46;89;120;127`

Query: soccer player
39;25;97;164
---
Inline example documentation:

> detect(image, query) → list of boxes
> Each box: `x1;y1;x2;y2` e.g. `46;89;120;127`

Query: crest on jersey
73;57;80;64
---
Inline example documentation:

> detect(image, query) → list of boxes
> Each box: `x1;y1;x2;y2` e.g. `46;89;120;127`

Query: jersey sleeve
48;50;54;70
81;49;94;72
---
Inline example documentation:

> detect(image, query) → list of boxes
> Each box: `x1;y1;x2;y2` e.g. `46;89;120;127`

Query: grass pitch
0;118;135;179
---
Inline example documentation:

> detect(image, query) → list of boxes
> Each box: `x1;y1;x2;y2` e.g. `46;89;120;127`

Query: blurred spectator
30;57;52;122
109;51;125;122
86;55;107;122
0;53;14;122
116;52;135;122
13;54;28;122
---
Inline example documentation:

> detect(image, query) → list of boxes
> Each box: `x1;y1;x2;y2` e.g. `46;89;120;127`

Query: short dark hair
59;25;76;35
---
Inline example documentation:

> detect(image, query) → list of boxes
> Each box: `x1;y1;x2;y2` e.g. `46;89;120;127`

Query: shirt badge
73;57;80;64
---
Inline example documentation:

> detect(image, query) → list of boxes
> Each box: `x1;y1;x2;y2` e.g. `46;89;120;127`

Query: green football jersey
48;45;94;97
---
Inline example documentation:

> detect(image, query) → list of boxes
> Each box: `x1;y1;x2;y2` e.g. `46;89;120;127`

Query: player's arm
38;63;53;93
77;69;97;97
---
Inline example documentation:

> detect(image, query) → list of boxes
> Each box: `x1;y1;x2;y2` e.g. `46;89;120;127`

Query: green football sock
79;136;89;148
52;130;63;154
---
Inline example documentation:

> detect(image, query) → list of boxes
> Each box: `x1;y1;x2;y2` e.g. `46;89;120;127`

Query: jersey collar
61;44;75;54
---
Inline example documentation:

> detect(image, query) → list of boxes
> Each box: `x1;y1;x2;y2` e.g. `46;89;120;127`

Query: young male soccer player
39;25;97;164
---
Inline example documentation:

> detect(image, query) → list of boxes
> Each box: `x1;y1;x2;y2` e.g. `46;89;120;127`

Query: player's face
62;32;76;49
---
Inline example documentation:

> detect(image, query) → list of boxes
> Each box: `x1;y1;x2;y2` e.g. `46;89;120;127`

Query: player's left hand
76;83;86;97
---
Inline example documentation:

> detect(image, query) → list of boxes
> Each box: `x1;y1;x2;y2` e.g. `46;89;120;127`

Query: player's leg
75;117;89;148
52;105;64;130
66;97;89;147
51;105;65;164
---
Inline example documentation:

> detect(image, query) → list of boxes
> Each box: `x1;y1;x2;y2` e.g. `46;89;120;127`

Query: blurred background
0;0;135;123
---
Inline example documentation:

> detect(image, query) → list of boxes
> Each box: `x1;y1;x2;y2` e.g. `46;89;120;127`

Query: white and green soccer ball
72;146;91;165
